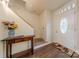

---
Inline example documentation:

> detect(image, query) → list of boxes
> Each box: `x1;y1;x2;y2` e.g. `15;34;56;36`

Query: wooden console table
2;35;34;58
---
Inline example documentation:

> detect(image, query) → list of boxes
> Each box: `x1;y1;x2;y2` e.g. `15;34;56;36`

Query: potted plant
2;21;17;37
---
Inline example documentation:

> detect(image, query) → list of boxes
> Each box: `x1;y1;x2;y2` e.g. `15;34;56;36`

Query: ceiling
8;0;71;14
22;0;71;14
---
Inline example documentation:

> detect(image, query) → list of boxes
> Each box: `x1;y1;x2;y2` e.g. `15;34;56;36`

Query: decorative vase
8;29;15;37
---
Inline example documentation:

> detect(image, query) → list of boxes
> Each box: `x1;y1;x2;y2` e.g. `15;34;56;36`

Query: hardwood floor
23;43;79;58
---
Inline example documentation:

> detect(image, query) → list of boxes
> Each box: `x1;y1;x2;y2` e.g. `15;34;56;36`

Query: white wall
76;0;79;53
40;10;52;43
52;0;77;50
0;1;34;57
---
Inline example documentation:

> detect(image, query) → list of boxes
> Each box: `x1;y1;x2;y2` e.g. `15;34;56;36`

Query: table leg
10;44;12;58
6;41;9;58
31;38;33;55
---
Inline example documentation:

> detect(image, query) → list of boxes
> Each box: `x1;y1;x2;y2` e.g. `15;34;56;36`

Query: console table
2;35;35;58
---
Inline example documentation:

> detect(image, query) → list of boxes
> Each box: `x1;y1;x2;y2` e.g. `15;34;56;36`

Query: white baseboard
34;42;51;49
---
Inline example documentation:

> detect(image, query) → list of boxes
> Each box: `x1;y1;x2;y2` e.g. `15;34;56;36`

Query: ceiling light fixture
72;3;76;8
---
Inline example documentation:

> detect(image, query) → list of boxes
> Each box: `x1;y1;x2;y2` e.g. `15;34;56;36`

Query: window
60;18;68;34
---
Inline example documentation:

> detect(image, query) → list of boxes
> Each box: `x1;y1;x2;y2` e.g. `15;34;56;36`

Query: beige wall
52;0;77;50
0;2;34;57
